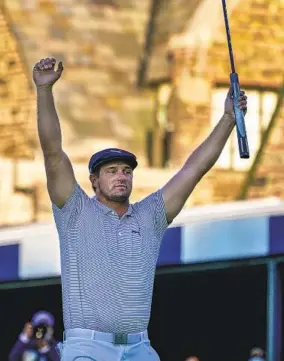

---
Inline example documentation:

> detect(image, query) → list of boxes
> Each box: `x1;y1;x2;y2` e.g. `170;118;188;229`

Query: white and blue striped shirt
52;183;168;333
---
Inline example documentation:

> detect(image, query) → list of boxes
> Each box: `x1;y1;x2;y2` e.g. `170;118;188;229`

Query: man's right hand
34;57;76;209
23;322;33;339
33;58;64;88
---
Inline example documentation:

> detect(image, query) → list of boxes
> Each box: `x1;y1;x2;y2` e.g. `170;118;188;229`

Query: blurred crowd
184;347;265;361
8;309;266;361
8;310;59;361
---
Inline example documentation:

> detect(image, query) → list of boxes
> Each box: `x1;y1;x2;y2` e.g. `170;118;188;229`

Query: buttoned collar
92;197;133;217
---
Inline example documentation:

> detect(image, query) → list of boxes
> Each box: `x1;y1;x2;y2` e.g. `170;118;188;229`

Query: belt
64;328;148;345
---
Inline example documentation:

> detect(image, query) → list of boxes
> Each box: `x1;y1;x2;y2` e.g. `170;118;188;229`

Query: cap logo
110;150;122;153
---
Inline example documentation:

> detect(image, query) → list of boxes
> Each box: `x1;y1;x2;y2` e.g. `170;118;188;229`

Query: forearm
37;86;62;154
8;339;30;361
183;113;235;175
161;90;247;222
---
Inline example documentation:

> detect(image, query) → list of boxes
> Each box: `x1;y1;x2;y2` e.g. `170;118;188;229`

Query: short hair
90;167;100;193
91;167;100;177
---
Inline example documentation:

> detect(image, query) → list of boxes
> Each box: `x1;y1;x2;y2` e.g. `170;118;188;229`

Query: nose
116;170;128;180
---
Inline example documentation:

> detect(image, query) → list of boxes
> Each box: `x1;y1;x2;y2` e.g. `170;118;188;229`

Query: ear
89;173;96;184
89;173;99;187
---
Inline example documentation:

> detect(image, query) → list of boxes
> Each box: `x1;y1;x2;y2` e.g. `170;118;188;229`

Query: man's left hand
224;87;247;119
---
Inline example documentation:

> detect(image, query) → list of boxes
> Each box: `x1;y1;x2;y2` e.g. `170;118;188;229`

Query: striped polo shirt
52;182;169;334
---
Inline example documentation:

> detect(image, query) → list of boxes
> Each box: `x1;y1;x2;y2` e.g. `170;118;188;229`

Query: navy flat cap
31;310;55;327
88;148;138;174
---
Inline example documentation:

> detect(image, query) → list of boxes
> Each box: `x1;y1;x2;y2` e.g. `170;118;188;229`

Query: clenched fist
23;322;33;338
224;86;248;118
33;58;64;88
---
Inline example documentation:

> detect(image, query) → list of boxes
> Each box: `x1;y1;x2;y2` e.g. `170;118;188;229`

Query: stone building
0;0;283;225
139;0;284;203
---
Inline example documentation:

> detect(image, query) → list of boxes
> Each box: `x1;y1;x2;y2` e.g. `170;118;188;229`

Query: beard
107;193;129;203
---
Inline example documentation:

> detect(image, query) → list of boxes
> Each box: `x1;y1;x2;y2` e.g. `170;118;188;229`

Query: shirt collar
93;197;133;216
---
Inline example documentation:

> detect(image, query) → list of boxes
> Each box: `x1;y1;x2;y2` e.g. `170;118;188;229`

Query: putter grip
230;73;250;159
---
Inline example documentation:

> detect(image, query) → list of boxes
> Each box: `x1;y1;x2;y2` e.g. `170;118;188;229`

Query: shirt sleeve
52;182;90;228
153;189;169;239
136;189;169;240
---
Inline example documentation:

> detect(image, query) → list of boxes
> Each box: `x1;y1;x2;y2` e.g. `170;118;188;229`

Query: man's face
91;161;133;203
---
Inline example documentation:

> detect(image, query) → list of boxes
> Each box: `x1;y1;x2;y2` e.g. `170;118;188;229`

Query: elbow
41;144;62;157
42;144;64;159
181;163;208;182
184;148;219;178
198;150;221;176
39;136;62;155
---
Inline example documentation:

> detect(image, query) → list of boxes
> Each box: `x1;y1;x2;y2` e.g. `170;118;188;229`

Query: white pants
57;328;160;361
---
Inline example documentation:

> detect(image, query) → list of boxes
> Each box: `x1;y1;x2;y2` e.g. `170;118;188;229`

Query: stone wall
2;0;284;225
145;0;203;83
1;0;157;225
5;0;153;162
0;5;35;159
164;0;284;203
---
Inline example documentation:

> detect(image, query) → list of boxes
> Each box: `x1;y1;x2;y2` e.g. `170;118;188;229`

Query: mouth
115;185;127;190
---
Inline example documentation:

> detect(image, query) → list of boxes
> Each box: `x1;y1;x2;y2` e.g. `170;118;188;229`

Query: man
248;347;265;361
33;58;247;361
8;310;59;361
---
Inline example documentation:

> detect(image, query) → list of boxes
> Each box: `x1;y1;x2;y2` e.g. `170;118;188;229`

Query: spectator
8;310;59;361
249;347;265;361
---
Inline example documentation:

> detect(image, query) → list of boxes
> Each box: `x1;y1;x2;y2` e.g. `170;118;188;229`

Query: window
211;87;278;170
157;84;173;167
146;84;172;168
157;84;172;129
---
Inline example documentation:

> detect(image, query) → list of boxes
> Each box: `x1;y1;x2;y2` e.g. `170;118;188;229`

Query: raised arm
8;323;33;361
162;87;248;223
33;58;75;208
